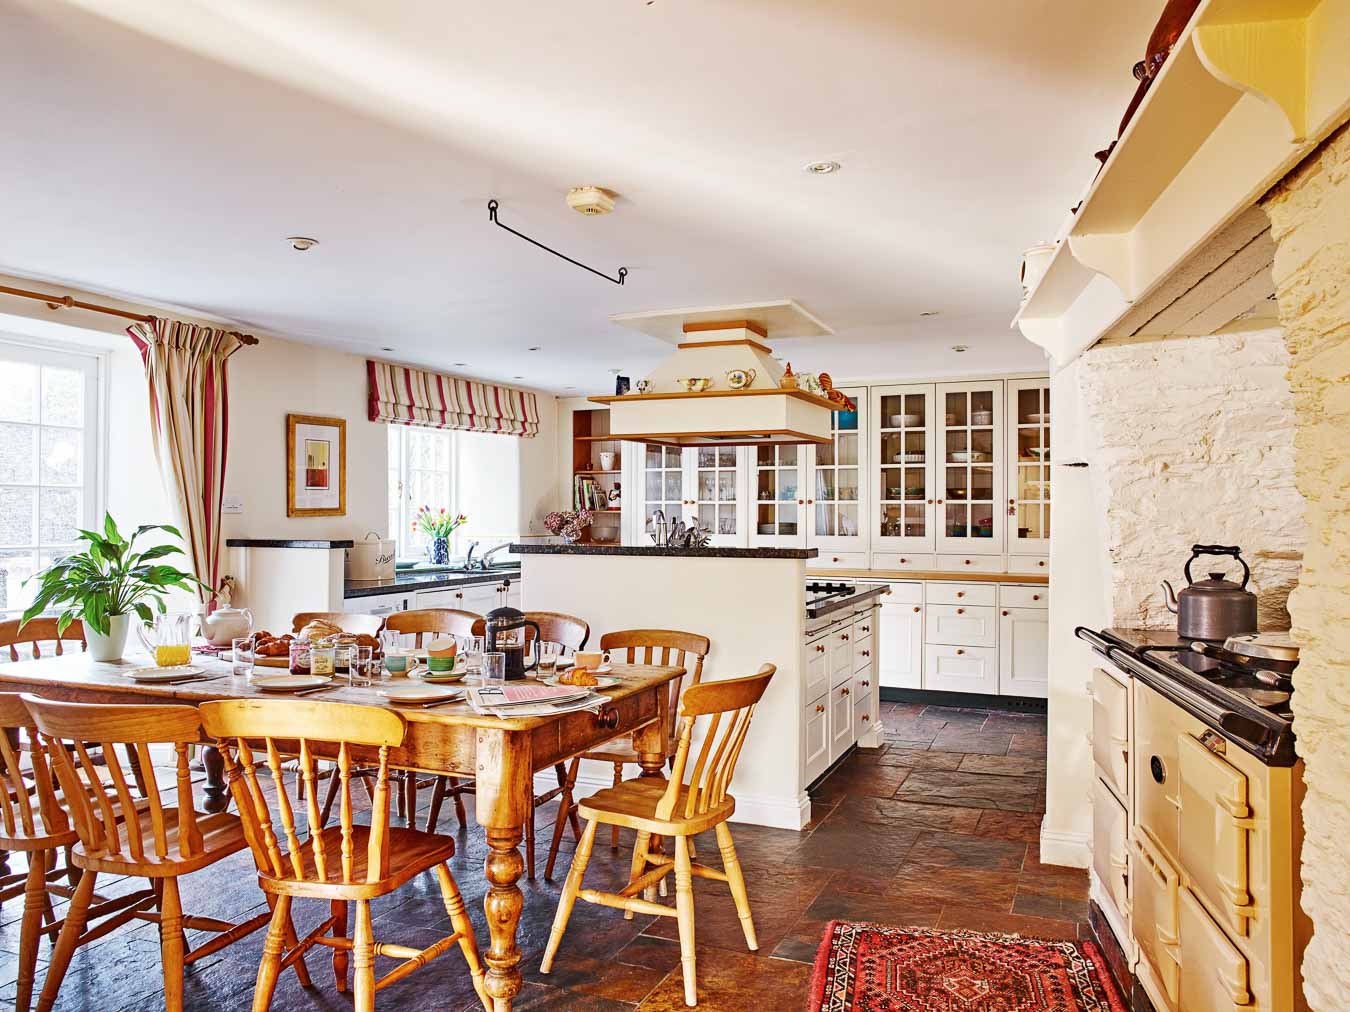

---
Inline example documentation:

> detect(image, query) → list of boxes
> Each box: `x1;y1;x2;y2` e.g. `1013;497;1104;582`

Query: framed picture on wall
286;413;347;517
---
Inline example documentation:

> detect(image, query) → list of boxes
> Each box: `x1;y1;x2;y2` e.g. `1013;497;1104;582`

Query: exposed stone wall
1262;122;1350;1011
1077;328;1303;629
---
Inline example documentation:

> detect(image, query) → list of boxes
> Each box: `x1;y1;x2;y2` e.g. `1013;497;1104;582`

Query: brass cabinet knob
841;687;850;696
956;649;965;656
861;625;870;633
956;591;965;598
797;499;805;505
913;606;921;613
964;559;972;565
1038;560;1046;567
841;633;850;642
956;608;965;615
832;556;840;562
1033;594;1041;601
816;644;825;653
1002;610;1009;616
861;714;870;722
862;650;870;657
861;679;870;686
899;557;908;563
816;704;826;713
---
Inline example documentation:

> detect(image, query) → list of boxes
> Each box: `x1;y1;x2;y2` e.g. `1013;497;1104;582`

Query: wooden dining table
0;652;682;1012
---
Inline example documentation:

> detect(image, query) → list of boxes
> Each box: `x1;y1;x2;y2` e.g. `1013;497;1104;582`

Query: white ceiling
0;0;1158;393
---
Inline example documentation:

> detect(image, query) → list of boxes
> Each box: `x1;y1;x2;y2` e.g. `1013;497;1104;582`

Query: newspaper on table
468;682;609;719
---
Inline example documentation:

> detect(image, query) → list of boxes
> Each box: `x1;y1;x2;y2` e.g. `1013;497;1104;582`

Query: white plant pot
85;613;130;662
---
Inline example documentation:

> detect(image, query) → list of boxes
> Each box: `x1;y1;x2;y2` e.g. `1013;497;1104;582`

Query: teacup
384;651;413;675
635;379;653;394
676;377;712;393
574;651;604;670
427;654;458;673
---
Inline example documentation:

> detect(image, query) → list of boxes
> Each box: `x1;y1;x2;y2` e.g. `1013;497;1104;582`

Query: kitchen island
513;543;886;829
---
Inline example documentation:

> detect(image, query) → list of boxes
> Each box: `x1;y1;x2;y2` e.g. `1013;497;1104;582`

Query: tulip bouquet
413;508;467;565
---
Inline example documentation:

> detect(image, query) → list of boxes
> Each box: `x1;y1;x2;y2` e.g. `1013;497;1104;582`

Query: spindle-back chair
21;694;295;1012
541;664;775;1008
199;698;487;1012
0;618;86;662
375;609;480;831
544;629;709;878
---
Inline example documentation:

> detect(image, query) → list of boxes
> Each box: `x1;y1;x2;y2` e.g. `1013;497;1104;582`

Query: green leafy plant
20;513;202;636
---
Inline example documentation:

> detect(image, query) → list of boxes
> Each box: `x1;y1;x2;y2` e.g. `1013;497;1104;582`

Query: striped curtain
367;360;540;437
128;319;245;604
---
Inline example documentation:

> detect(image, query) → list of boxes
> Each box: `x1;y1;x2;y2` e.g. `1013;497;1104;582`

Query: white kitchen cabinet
998;606;1048;697
344;592;412;619
749;443;808;546
871;383;936;554
803;695;830;785
807;386;867;554
926;604;998;648
683;445;748;546
1006;378;1052;556
923;643;998;694
935;380;1004;556
827;680;855;763
878;592;923;690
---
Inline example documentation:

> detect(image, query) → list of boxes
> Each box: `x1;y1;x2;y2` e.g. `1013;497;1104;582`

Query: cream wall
1262;122;1350;1011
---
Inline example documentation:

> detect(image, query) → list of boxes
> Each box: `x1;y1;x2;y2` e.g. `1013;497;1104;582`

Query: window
387;425;456;559
0;340;101;617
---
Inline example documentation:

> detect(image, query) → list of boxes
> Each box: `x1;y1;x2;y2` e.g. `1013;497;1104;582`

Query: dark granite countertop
344;566;521;600
227;538;354;549
806;582;890;619
510;543;818;560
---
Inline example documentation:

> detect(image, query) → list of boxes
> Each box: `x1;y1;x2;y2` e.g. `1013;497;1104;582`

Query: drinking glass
482;651;506;681
462;636;485;674
380;629;403;655
231;636;255;678
348;645;375;687
538;642;560;674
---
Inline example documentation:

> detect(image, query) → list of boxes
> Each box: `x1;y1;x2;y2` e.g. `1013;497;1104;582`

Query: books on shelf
573;474;617;512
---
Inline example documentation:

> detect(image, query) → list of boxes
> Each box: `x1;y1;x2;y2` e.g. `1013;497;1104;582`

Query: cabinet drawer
935;554;1005;574
923;644;998;694
828;681;855;763
854;635;875;672
1132;830;1181;1008
814;551;869;569
999;585;1047;608
830;627;855;686
802;694;830;786
871;553;936;571
926;582;996;606
1091;668;1130;802
1007;556;1050;575
882;580;923;604
855;694;875;737
804;639;829;701
1091;776;1130;925
925;604;997;647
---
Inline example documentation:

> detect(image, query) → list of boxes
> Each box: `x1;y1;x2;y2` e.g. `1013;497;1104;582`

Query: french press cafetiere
483;606;540;680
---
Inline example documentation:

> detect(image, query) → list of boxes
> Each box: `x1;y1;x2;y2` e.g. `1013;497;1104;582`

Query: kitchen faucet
480;542;510;569
464;540;481;569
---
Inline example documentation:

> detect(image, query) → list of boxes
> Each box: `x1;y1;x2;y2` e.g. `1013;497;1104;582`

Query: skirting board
532;769;811;832
1039;819;1091;869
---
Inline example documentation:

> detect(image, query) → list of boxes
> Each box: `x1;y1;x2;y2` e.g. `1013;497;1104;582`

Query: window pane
39;488;80;544
0;487;34;546
0;363;38;423
0;423;36;483
40;367;84;427
40;427;82;485
0;549;39;615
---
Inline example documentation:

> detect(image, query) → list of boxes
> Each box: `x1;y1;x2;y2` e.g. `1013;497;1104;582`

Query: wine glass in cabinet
1007;379;1050;555
808;387;867;554
936;381;1004;555
685;445;747;547
871;384;936;554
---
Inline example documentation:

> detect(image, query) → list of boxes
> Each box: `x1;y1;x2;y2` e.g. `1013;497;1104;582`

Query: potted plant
413;507;468;566
20;514;201;662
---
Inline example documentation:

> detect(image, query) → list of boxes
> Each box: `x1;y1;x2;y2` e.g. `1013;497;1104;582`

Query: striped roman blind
367;360;540;437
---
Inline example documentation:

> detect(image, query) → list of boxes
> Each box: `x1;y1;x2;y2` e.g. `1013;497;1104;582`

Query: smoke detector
566;186;615;216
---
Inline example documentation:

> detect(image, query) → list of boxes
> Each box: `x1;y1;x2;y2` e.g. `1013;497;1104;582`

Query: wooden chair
541;664;775;1008
357;609;481;832
199;698;487;1012
543;630;710;879
21;694;301;1012
290;612;385;638
0;617;87;662
520;612;588;880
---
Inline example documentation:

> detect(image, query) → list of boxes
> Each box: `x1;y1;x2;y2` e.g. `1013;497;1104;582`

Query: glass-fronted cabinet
1007;378;1050;555
871;384;935;553
936;381;1004;555
686;445;745;547
808;387;866;552
750;444;806;546
636;443;683;543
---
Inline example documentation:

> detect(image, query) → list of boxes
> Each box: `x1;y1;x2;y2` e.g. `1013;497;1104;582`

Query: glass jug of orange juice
137;612;195;667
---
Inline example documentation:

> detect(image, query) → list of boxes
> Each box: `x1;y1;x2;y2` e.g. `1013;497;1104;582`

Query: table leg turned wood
476;728;533;1012
201;745;229;813
633;709;670;901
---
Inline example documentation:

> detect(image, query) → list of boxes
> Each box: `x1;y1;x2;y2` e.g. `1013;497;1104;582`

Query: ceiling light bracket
488;199;627;285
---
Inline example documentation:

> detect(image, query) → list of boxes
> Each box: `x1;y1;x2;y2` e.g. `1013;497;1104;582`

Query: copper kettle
1161;544;1258;641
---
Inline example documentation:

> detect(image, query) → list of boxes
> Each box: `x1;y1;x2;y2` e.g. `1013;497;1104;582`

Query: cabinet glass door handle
1002;610;1009;616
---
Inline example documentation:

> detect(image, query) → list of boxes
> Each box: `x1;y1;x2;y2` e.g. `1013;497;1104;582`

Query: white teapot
200;606;253;647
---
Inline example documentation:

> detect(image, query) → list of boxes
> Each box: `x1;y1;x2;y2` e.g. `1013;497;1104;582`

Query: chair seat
258;824;457;900
578;776;735;836
580;735;642;765
74;809;249;877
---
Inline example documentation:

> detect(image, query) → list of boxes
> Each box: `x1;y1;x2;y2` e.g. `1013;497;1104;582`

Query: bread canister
346;531;396;581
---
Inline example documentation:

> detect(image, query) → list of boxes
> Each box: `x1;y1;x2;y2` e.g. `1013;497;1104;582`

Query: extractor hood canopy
593;301;842;447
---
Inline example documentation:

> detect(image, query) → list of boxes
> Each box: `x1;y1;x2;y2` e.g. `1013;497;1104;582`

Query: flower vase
429;537;450;566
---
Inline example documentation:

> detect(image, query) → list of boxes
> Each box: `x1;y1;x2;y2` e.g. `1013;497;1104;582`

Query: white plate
127;665;204;682
553;663;613;675
252;674;331;692
379;684;465;704
950;451;970;462
1026;413;1049;423
541;674;620;688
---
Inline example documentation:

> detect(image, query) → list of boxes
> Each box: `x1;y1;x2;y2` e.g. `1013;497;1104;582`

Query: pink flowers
414;507;467;539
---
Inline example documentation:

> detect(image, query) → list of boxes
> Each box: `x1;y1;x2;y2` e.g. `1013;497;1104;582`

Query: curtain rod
0;283;260;344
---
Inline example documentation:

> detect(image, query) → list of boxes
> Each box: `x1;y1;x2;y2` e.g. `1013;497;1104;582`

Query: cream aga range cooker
1078;628;1310;1012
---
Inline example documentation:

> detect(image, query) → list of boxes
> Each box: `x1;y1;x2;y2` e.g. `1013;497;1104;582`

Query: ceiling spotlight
286;236;319;251
452;362;468;367
920;310;941;317
951;345;969;353
803;160;841;175
527;346;542;352
380;346;395;352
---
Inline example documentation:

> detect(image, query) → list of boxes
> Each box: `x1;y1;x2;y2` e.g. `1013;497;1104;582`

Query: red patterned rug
807;921;1128;1012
